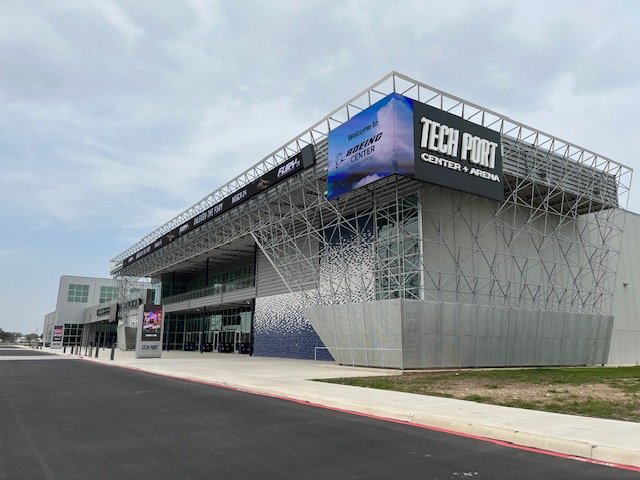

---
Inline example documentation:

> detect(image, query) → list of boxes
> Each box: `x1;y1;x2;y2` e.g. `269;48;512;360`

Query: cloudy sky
1;0;639;334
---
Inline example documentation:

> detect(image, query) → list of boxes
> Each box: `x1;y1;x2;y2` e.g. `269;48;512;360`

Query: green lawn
319;366;640;422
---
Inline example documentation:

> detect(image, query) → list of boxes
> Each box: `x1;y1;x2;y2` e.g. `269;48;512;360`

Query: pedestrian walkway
39;346;640;470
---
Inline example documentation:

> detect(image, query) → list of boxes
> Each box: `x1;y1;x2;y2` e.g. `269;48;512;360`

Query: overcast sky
1;0;639;334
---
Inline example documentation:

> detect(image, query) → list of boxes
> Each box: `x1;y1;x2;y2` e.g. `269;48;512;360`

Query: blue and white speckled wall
253;213;375;360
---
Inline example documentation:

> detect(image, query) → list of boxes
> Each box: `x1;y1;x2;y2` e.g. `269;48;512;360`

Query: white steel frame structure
111;72;632;369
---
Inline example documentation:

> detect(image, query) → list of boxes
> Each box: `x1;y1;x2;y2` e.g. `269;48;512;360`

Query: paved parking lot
1;346;639;478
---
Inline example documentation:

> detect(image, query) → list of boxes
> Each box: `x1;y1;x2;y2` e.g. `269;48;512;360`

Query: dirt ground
427;377;629;403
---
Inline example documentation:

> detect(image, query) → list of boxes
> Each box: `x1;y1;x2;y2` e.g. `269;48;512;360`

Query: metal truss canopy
111;71;632;277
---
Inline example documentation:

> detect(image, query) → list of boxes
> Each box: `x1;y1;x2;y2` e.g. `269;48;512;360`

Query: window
63;323;84;346
99;286;119;303
67;284;89;303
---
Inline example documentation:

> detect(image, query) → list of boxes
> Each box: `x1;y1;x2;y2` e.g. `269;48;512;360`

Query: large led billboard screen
328;93;415;199
140;305;163;342
328;93;503;202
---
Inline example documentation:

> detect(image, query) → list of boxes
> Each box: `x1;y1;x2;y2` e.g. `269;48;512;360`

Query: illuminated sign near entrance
136;304;164;359
51;325;64;349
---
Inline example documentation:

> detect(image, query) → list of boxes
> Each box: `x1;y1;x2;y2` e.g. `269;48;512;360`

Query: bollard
63;346;66;353
110;343;115;361
95;345;99;358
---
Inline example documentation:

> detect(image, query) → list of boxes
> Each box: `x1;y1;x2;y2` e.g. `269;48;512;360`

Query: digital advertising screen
52;325;64;342
327;93;504;202
327;93;415;200
140;305;163;342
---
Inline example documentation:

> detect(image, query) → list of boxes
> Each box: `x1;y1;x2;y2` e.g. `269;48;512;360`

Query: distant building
43;275;151;349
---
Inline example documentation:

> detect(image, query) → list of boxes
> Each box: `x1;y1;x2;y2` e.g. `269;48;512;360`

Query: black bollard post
110;343;115;361
63;346;66;353
95;345;99;358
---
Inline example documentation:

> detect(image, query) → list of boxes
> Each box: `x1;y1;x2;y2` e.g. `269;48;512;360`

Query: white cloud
92;0;143;44
1;0;639;332
0;248;22;259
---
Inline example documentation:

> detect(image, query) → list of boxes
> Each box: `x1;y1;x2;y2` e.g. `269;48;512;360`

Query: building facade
109;72;637;368
43;275;151;348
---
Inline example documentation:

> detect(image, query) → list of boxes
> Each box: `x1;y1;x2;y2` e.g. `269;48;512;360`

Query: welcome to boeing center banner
328;93;504;202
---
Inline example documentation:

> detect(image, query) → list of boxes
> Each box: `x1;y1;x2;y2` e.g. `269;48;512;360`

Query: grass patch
463;394;488;402
319;366;640;422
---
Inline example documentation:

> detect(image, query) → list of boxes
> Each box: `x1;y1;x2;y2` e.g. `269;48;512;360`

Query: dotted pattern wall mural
254;213;376;360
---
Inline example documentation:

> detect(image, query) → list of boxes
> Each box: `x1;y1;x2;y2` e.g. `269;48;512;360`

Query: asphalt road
0;347;638;480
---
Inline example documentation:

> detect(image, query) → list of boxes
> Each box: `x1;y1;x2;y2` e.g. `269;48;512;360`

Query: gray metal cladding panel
564;313;581;339
333;308;351;338
491;335;508;367
518;333;538;365
441;303;459;335
560;338;579;365
256;250;289;298
585;339;598;364
458;304;477;336
506;336;523;366
441;335;459;367
422;334;443;367
575;337;588;363
402;349;422;370
362;302;383;334
475;336;494;367
421;301;442;335
459;336;477;366
491;308;509;338
475;307;493;337
304;297;613;368
348;303;366;335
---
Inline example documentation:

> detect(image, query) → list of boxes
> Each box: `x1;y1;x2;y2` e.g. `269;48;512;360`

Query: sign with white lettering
123;145;315;268
327;93;504;202
413;101;503;201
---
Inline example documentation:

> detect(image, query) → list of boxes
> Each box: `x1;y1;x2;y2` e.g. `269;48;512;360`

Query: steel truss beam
112;72;630;319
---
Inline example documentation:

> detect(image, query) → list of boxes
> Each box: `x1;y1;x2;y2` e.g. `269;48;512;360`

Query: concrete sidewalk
39;346;640;470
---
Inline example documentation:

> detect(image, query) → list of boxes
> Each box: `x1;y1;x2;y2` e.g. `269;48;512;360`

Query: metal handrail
163;275;255;304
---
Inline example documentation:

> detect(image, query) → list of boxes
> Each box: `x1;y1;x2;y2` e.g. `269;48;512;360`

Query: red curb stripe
78;356;640;473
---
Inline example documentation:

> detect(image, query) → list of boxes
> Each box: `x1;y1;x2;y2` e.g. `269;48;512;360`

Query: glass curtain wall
163;305;252;351
162;265;254;304
62;324;84;346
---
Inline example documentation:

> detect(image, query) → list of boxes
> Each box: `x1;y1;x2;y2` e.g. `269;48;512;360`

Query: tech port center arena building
106;72;640;369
